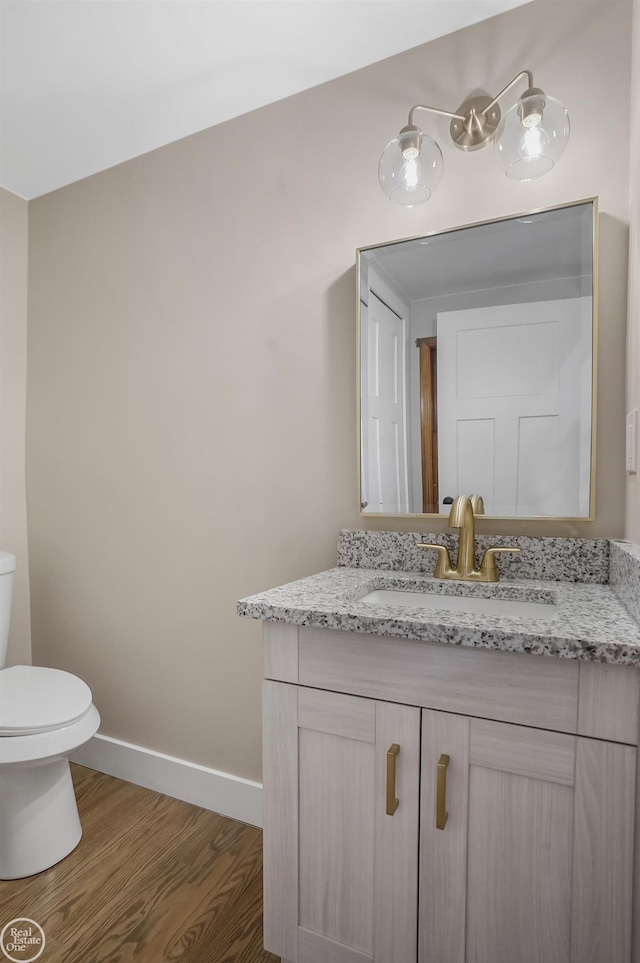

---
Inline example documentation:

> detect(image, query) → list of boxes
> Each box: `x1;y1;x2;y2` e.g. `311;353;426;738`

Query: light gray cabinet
262;624;639;963
419;710;636;963
263;682;420;963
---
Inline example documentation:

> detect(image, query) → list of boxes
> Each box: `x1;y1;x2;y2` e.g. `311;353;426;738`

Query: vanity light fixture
378;70;570;206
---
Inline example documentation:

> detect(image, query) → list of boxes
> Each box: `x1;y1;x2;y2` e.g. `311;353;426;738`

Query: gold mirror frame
356;197;598;521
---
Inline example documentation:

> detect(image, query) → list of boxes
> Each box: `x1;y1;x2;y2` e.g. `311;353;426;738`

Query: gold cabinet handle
386;743;400;815
436;753;450;830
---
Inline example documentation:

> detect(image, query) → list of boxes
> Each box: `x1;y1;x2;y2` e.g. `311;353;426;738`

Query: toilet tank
0;553;16;668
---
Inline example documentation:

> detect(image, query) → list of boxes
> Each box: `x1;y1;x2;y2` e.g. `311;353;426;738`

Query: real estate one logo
0;919;46;962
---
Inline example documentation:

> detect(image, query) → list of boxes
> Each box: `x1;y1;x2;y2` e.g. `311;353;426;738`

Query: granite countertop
237;566;640;666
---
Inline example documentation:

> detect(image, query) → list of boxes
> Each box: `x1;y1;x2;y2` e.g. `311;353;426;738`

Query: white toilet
0;552;100;879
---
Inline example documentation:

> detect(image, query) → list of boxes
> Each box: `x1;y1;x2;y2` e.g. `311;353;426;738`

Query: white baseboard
72;733;263;828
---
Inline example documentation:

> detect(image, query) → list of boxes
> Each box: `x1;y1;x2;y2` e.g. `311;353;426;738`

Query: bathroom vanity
236;197;620;962
238;534;640;963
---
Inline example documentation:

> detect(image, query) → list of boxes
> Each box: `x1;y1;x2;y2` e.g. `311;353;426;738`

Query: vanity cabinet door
263;681;421;963
419;709;636;963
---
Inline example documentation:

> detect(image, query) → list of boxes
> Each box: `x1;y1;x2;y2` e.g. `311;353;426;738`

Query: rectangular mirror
358;198;597;519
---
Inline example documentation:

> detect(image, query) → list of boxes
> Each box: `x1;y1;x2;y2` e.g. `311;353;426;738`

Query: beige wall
27;0;632;782
0;187;31;666
626;0;640;541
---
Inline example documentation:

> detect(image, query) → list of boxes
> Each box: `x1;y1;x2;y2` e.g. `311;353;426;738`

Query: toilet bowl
0;553;100;879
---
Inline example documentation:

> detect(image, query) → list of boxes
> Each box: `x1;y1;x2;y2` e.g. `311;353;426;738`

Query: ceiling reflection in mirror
358;199;596;518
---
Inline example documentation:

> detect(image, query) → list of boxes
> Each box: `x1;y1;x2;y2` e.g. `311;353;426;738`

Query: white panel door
436;298;592;515
362;293;409;513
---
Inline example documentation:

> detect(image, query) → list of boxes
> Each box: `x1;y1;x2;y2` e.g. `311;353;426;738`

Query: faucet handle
479;546;521;582
416;543;453;579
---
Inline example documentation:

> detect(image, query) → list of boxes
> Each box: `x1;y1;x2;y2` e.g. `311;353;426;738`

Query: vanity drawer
263;624;640;742
297;626;579;734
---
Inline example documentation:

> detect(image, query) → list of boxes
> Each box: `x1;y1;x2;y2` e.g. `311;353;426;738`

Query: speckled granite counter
336;530;611;582
238;548;640;667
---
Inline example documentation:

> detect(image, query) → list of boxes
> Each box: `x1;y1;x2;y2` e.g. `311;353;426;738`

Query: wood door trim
416;337;438;513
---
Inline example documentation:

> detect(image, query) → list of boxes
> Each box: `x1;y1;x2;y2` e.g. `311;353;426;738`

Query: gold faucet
417;494;520;582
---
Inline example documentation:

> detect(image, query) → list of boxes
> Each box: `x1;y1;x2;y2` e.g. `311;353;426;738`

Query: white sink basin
357;589;558;621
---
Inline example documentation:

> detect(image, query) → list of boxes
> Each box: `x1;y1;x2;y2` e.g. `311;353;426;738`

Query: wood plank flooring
0;765;280;963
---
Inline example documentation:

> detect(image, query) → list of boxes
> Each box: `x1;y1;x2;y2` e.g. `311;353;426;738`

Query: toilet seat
0;704;100;766
0;665;93;736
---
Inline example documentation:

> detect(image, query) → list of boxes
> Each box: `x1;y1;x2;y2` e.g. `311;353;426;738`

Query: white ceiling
365;202;593;301
0;0;531;200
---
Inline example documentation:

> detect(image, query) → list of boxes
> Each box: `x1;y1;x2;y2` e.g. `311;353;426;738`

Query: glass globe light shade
378;127;444;206
493;93;570;181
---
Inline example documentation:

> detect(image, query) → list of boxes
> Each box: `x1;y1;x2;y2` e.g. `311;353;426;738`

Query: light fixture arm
407;71;535;133
481;69;535;117
408;104;467;126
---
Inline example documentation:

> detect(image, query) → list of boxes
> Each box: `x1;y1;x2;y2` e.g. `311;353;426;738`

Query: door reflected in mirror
358;199;596;519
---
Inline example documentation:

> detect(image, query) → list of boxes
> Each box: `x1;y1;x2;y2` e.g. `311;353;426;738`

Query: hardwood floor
0;765;280;963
